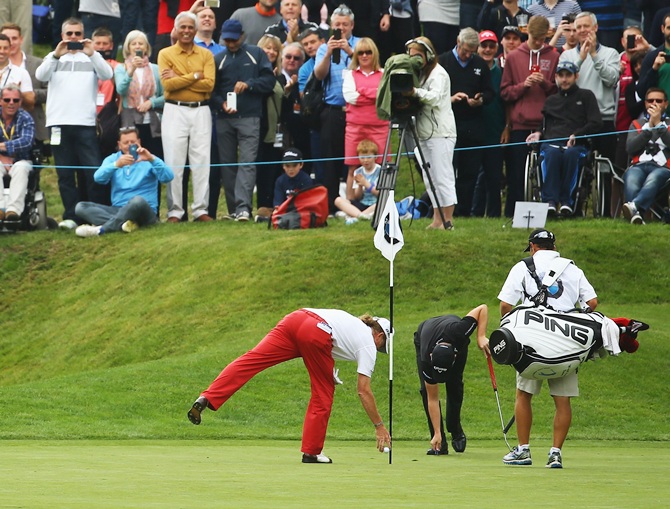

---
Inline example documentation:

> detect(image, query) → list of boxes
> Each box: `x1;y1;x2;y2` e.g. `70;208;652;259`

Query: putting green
0;440;667;508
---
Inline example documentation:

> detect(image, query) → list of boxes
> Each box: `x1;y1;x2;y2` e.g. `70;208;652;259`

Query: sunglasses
2;98;20;103
357;50;373;56
480;42;497;49
119;126;137;134
646;98;666;104
283;54;302;60
65;31;82;36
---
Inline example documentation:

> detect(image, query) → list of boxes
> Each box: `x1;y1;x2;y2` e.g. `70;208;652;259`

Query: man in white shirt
498;228;597;469
0;33;33;110
187;308;392;464
35;17;114;228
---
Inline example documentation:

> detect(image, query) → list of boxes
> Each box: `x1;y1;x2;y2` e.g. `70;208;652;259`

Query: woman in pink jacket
342;38;389;200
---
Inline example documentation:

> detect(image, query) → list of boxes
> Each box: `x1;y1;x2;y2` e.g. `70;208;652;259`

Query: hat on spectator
556;61;578;75
221;19;243;40
501;25;523;38
282;147;303;162
479;30;498;43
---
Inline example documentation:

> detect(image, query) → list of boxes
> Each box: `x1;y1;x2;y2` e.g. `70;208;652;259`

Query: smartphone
204;0;220;6
530;65;540;73
664;53;670;63
129;144;139;160
135;50;143;57
627;34;636;50
67;41;84;50
332;28;342;65
562;14;572;23
227;91;237;111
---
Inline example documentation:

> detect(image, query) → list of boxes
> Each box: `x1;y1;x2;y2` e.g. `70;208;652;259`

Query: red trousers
202;309;335;455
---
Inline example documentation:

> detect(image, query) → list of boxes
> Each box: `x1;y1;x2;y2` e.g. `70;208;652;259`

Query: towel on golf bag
497;306;620;380
271;185;328;230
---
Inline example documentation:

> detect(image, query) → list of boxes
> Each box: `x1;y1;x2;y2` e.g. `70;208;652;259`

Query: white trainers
301;453;333;464
59;219;78;230
546;450;563;468
631;213;645;225
622;201;637;220
121;220;139;233
235;211;250;222
345;216;358;225
502;446;532;465
358;212;372;220
335;211;348;219
75;224;102;237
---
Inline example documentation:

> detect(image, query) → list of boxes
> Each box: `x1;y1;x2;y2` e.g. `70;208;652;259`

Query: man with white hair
439;27;494;217
158;11;215;222
559;11;620;216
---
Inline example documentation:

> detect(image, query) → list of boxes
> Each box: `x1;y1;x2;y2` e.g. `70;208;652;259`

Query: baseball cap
374;316;393;354
501;25;522;38
431;342;457;383
221;19;243;40
479;30;498;44
524;228;556;252
556;61;578;74
282;147;303;162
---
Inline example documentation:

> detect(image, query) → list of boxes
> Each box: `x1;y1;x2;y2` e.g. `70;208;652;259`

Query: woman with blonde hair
114;30;164;157
342;37;389;201
255;34;286;218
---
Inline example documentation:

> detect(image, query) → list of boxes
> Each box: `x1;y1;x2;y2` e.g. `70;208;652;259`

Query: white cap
373;316;393;353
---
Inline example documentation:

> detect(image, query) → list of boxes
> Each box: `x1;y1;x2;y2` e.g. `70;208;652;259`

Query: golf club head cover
611;318;650;353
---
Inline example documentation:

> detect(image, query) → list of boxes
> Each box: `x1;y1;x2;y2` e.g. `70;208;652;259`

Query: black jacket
541;85;603;142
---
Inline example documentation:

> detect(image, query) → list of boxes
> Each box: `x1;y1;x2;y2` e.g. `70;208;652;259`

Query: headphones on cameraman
405;38;435;64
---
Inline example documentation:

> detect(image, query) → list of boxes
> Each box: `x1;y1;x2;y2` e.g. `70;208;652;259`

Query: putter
486;353;514;452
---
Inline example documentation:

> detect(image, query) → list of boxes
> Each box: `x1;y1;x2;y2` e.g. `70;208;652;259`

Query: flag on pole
374;193;404;261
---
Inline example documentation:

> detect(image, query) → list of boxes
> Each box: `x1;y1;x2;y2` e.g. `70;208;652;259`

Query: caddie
497;228;598;469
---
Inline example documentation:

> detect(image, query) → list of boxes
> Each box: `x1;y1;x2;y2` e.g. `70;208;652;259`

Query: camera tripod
371;115;448;229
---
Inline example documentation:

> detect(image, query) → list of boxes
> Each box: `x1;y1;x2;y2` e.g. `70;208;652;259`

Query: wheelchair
1;147;57;233
523;142;608;217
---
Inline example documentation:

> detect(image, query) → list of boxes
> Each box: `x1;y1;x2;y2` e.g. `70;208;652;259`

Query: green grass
1;168;669;505
0;440;668;508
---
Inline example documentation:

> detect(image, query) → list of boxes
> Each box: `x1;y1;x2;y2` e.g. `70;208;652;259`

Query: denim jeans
624;162;670;212
75;196;158;232
540;143;587;207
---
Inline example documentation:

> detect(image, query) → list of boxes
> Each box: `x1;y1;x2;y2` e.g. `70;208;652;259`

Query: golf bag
271;185;328;230
490;306;609;380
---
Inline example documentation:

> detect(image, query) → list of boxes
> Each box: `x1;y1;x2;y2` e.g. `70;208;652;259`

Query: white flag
374;193;404;261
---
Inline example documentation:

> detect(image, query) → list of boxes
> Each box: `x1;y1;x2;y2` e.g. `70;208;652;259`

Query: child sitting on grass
334;139;380;224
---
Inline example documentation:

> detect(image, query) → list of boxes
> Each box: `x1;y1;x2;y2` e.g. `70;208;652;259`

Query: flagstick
388;190;395;465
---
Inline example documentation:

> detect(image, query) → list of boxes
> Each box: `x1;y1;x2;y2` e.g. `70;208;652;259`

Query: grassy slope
1;217;668;443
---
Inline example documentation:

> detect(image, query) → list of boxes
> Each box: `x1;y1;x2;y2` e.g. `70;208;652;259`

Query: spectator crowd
1;0;670;232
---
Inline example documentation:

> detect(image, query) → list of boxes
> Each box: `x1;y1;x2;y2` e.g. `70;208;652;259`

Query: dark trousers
319;106;346;214
471;145;503;217
421;21;459;56
256;141;283;209
454;133;485;217
505;129;531;218
415;341;469;443
51;125;106;222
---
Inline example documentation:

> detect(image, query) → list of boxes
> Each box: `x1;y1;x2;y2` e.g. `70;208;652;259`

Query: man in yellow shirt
158;11;215;222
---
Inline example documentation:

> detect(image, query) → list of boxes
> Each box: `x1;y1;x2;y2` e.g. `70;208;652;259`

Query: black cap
501;26;523;38
431;343;456;383
524;228;556;252
282;147;303;162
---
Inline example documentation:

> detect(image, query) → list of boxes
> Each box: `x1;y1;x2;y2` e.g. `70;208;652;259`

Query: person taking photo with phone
73;126;174;237
35;17;114;229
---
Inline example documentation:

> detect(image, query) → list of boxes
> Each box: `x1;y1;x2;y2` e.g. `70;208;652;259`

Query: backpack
271;185;329;229
96;90;121;157
300;72;326;130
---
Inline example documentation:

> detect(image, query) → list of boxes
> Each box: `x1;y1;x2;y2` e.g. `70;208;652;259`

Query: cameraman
406;36;457;230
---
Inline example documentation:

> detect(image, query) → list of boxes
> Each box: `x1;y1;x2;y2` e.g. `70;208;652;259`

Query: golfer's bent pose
414;304;490;455
187;308;392;463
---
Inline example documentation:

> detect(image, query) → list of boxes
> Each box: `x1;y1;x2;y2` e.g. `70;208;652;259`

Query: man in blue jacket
74;127;174;237
211;18;276;222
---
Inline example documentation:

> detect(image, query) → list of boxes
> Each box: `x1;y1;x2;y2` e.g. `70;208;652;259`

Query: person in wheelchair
526;61;602;216
622;87;670;225
0;84;35;227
